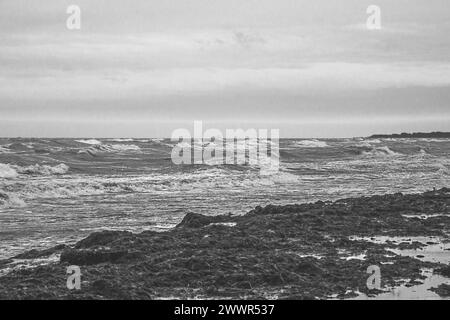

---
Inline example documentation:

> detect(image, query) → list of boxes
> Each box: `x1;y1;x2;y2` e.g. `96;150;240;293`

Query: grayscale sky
0;0;449;137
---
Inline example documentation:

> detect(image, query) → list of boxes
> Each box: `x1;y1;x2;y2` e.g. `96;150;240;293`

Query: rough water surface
1;137;449;259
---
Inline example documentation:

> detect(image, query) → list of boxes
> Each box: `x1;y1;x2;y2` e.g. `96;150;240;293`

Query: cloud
0;0;449;137
1;63;450;101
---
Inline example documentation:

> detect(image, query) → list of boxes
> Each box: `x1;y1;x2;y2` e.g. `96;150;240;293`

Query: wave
14;163;70;175
0;163;69;178
0;191;26;208
0;163;18;179
75;139;102;145
7;142;33;151
0;145;11;153
366;139;382;144
361;146;402;157
293;139;329;148
418;148;429;156
108;138;134;142
353;141;372;148
345;146;402;157
353;139;384;148
417;138;450;143
0;165;298;204
108;144;141;152
78;144;141;156
436;161;449;175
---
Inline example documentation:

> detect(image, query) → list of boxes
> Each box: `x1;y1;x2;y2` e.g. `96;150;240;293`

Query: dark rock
295;260;323;275
13;244;66;259
436;266;450;277
75;231;132;249
60;249;130;265
430;284;450;297
0;188;448;300
176;212;231;228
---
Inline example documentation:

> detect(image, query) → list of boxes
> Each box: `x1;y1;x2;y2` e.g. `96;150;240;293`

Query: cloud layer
0;0;449;137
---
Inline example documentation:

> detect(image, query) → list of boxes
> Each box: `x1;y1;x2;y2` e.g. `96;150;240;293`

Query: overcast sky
0;0;449;137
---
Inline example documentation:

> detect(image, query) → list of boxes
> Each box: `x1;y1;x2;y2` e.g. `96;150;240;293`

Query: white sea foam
361;146;402;157
0;145;10;153
0;163;69;178
354;141;372;148
0;191;26;208
417;138;450;143
294;139;329;148
0;165;298;202
75;139;102;145
436;163;449;175
79;143;141;155
0;163;18;178
109;138;134;142
14;163;70;175
109;144;141;152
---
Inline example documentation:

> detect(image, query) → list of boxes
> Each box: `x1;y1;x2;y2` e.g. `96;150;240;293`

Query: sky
0;0;449;137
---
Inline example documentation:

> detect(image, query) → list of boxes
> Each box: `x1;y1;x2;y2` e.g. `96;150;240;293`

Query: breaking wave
75;139;102;145
0;145;11;153
0;192;26;208
293;139;329;148
0;164;18;179
361;146;402;157
78;144;141;156
0;165;299;205
0;163;69;178
14;164;70;176
109;138;134;142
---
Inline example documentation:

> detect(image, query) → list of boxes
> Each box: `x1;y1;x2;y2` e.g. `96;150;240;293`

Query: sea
0;137;449;259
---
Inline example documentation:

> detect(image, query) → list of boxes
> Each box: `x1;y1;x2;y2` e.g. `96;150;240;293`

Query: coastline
367;132;450;139
0;188;449;300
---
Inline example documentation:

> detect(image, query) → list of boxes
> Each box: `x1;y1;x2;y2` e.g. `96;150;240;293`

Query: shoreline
0;188;449;300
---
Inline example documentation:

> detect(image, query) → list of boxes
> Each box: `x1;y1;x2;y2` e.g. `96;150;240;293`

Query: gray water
1;137;449;259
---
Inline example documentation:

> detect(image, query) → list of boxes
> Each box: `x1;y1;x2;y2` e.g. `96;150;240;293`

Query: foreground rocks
0;188;449;300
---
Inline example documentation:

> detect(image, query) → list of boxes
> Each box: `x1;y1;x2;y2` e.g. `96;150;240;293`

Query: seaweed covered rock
13;244;66;260
75;230;133;249
0;188;448;300
60;248;134;265
176;212;233;229
436;265;450;277
431;284;450;297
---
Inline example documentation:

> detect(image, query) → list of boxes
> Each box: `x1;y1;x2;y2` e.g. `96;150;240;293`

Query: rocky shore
0;188;449;300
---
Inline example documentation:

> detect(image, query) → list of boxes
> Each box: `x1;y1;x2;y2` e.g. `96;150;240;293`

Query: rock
436;266;450;277
0;188;448;300
13;244;66;259
295;260;323;275
430;284;450;297
176;212;230;228
60;249;130;265
75;231;132;249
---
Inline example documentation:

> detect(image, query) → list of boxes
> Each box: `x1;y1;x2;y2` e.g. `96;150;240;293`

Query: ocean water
0;137;449;259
